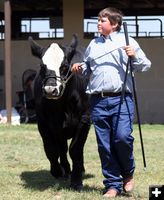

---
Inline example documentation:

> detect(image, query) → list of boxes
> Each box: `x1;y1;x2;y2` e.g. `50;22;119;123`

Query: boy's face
97;17;117;36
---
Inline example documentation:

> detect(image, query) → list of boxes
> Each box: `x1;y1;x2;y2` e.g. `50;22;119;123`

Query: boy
72;7;151;198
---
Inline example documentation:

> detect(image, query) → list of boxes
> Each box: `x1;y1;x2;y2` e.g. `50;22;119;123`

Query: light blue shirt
82;31;151;94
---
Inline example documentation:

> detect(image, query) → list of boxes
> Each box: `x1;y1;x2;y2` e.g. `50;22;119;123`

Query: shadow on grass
20;170;100;192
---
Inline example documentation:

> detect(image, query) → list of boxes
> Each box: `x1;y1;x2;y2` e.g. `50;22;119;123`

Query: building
0;0;164;123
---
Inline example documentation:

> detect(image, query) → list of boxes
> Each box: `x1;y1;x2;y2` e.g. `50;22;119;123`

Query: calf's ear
28;36;44;59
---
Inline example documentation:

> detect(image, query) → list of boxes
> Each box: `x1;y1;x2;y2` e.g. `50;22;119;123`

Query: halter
42;66;73;99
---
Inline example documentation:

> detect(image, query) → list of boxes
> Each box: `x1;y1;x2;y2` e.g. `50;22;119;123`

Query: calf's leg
69;114;90;191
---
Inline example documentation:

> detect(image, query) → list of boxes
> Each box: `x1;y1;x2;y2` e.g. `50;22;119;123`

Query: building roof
0;0;164;19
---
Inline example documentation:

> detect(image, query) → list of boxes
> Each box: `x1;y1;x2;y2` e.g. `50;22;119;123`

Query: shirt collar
101;31;119;41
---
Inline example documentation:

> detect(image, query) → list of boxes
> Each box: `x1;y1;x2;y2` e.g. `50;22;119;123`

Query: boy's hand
124;45;136;58
71;63;83;73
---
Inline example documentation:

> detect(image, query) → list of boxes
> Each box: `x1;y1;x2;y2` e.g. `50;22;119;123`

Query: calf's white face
42;43;64;97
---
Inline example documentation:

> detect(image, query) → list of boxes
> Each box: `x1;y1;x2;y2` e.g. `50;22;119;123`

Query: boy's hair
98;7;123;32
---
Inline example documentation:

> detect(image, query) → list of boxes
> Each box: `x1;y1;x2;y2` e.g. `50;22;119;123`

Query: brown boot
123;176;134;193
103;188;119;198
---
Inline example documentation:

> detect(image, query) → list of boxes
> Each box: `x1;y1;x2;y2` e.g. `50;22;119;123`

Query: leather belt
92;91;131;98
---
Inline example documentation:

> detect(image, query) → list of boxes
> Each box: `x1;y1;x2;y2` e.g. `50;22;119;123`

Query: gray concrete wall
0;38;164;124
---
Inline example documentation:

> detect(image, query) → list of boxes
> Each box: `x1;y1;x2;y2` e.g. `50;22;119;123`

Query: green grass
0;124;164;200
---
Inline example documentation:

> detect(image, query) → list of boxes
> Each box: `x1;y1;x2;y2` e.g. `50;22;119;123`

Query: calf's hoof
70;183;83;192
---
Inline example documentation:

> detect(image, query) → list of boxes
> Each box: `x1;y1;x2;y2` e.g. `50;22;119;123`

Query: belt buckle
101;91;105;98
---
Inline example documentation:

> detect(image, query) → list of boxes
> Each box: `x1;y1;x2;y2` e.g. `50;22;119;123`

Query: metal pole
123;22;147;169
4;0;12;124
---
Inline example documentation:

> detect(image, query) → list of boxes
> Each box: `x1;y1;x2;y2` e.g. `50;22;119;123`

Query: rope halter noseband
42;65;73;100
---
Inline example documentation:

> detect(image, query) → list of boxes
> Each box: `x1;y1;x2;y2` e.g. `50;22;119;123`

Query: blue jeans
90;94;135;193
